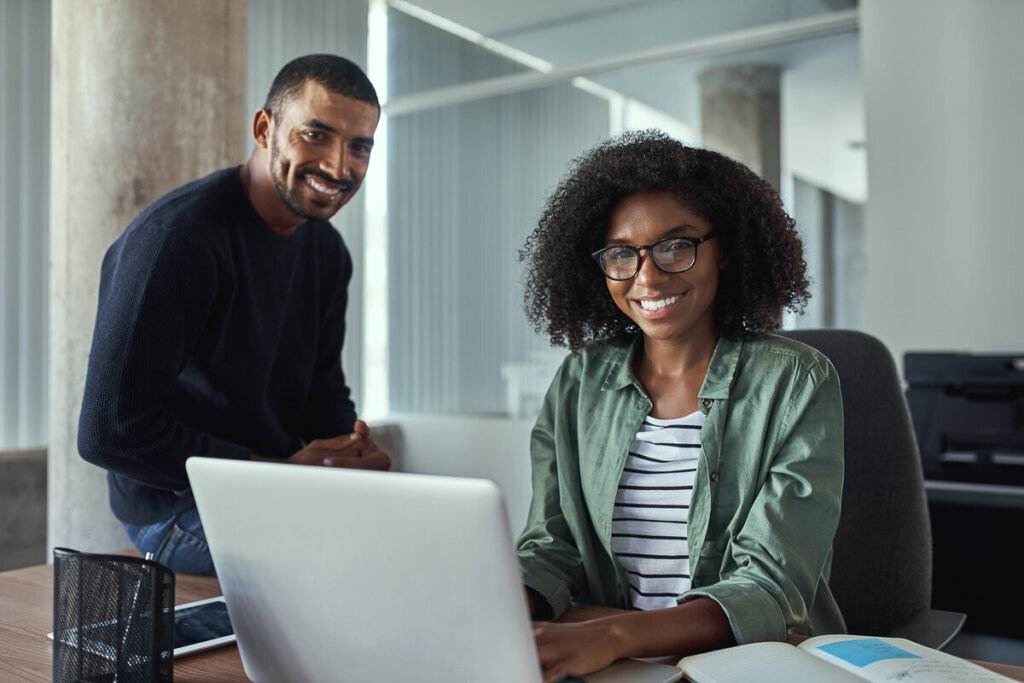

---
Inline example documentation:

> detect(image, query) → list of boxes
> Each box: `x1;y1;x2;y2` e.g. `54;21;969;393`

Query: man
78;54;389;575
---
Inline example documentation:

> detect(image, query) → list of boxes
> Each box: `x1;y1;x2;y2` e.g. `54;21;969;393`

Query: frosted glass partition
386;9;610;415
0;0;50;450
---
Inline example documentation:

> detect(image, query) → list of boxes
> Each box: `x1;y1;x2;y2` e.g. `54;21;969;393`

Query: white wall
861;0;1024;365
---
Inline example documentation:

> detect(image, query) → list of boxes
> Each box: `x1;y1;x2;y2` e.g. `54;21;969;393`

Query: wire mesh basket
52;547;175;682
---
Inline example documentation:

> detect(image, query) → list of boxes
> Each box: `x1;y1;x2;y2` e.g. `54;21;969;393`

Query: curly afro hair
520;129;810;351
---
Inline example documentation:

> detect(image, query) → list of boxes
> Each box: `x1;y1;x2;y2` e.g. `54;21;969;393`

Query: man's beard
269;136;353;221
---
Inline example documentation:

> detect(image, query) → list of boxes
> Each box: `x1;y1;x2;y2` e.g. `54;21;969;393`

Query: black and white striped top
612;410;704;610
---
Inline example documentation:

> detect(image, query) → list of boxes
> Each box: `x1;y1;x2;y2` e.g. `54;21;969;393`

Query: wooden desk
4;562;1024;682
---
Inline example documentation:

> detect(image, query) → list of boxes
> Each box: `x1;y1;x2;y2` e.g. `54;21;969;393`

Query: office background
2;0;1022;657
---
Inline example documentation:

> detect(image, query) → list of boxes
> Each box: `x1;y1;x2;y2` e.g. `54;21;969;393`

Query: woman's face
603;191;723;346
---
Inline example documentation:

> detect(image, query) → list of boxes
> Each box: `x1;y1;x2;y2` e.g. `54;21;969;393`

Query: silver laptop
187;457;682;683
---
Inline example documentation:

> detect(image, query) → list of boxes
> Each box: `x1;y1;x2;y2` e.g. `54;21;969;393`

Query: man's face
266;80;379;222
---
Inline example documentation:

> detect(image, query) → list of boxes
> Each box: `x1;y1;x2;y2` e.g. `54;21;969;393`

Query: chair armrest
887;608;967;650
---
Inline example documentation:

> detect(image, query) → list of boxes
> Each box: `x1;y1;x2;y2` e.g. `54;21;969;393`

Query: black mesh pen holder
53;547;176;683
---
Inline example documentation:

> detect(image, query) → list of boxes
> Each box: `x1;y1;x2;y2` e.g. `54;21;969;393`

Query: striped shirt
612;410;704;610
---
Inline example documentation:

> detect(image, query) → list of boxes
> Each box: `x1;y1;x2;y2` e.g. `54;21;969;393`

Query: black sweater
78;167;357;525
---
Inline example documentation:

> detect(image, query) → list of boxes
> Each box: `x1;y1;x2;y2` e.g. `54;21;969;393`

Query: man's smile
300;170;353;199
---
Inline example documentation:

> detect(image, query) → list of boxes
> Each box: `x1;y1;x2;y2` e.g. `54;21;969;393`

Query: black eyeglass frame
591;232;717;281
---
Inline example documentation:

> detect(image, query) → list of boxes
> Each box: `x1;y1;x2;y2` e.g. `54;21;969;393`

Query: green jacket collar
700;336;742;399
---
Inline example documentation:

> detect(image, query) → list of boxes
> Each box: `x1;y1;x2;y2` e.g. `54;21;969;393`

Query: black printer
905;351;1024;638
905;351;1024;487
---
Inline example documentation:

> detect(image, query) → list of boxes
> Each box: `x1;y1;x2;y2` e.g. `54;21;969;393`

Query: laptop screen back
187;457;541;683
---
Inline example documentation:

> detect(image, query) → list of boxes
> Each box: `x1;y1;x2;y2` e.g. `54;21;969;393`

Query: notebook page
802;636;1012;682
678;641;864;683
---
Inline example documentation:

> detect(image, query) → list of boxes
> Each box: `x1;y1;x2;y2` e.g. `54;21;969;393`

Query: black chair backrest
779;329;932;636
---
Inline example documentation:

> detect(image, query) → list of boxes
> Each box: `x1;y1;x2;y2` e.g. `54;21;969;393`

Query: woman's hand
533;598;734;681
533;619;627;682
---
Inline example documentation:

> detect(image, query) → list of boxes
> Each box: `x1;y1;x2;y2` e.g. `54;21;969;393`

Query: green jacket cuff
683;581;788;644
519;562;573;619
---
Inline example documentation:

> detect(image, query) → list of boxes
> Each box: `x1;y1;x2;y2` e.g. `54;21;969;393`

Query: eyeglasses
591;232;717;281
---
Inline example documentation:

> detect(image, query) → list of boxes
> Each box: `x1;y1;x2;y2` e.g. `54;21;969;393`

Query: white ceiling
394;0;655;38
396;0;861;115
394;0;865;201
403;0;858;51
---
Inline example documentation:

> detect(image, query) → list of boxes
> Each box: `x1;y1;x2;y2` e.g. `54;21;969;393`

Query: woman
515;130;845;681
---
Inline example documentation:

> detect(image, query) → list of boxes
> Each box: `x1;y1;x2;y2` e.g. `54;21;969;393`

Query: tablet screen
173;597;235;656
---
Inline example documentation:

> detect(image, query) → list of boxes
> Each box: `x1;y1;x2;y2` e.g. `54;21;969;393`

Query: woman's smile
634;290;684;317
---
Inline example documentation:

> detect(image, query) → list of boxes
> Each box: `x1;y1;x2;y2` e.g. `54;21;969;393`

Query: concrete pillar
699;64;781;190
49;1;247;554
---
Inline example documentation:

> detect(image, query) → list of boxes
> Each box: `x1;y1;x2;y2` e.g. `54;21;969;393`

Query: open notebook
678;635;1013;682
187;457;681;683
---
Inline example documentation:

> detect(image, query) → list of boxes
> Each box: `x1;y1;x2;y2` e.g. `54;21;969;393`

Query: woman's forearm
605;597;735;660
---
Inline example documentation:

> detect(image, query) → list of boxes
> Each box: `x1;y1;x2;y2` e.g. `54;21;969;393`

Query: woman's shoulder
722;334;842;422
735;333;836;380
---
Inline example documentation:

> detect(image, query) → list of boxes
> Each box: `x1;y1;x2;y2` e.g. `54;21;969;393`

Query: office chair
779;329;966;650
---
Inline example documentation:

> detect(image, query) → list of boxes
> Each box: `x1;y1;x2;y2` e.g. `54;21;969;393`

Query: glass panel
386;10;610;415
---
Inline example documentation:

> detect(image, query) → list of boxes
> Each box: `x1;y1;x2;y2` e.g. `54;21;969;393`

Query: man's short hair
263;53;379;116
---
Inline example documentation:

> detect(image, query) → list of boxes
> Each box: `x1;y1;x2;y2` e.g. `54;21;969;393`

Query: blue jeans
124;506;216;576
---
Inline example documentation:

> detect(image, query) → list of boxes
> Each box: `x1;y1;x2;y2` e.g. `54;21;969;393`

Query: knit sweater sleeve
77;222;251;493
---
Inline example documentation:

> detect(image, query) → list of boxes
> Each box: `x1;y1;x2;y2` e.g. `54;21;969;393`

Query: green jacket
515;334;846;644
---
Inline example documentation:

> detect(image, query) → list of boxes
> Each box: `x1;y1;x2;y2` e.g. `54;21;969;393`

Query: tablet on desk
171;595;236;657
49;595;236;659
